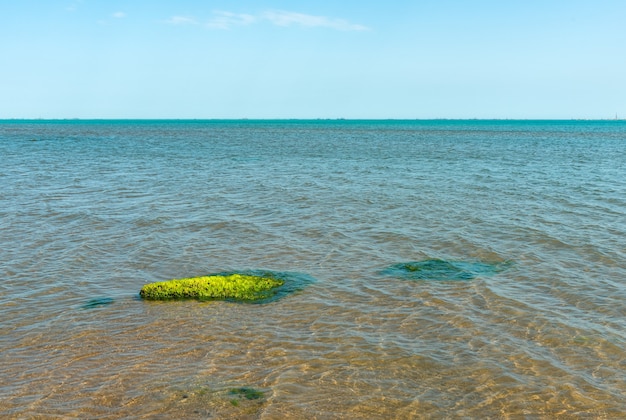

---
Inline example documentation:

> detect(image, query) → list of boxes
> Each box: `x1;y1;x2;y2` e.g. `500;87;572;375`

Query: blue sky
1;0;625;119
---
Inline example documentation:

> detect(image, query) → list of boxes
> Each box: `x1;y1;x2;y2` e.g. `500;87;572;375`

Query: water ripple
1;120;625;418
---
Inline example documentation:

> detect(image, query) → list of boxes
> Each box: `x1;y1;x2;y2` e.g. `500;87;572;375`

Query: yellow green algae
139;273;284;302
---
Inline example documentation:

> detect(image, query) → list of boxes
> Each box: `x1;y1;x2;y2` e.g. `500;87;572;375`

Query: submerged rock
81;297;115;309
139;270;315;303
381;259;511;281
229;387;265;400
164;384;268;417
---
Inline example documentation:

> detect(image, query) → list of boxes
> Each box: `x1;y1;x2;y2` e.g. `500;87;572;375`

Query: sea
1;120;625;419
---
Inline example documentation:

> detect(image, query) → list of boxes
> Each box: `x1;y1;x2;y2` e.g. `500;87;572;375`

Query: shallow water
1;120;625;418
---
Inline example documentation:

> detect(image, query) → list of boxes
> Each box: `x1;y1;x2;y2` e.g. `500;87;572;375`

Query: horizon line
1;117;624;122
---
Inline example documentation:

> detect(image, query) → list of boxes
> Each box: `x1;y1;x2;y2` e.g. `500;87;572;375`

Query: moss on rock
139;273;284;302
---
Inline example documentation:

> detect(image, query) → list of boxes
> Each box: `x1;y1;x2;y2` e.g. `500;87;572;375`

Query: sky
1;0;625;119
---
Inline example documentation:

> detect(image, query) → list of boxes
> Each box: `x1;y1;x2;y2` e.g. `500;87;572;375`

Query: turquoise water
1;120;625;418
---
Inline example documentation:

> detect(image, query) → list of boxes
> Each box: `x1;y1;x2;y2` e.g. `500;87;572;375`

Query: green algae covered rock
140;273;284;302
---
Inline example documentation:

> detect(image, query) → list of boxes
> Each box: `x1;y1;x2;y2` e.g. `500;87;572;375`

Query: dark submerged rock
81;297;115;309
382;259;511;281
229;387;265;400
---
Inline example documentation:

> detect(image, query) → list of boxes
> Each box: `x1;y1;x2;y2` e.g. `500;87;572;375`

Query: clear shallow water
1;120;625;419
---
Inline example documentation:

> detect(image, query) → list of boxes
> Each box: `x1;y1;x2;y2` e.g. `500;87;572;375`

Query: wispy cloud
112;12;126;19
261;10;368;31
165;16;198;25
202;10;368;31
206;11;257;29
